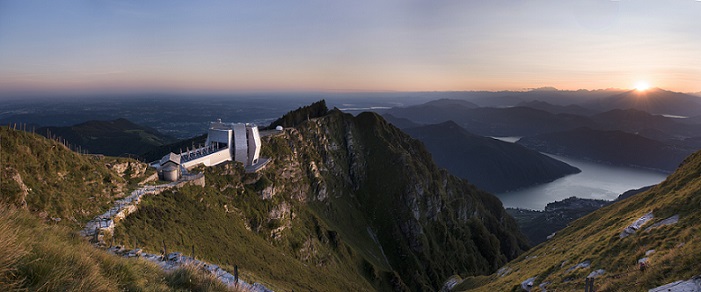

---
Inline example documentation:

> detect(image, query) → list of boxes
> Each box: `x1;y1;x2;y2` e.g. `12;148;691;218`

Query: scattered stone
567;260;591;272
261;185;275;200
136;252;273;292
620;212;654;238
497;266;512;277
638;257;649;264
539;281;551;291
646;249;656;256
441;276;462;291
521;277;536;292
648;275;701;292
587;269;605;278
645;214;680;232
547;232;556;240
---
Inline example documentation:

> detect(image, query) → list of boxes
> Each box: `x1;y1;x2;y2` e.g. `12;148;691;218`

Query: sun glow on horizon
635;81;651;92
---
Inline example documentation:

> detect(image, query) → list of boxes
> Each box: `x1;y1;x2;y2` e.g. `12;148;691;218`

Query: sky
0;0;700;94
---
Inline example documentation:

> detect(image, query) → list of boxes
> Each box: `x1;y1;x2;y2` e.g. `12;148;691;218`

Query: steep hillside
113;104;529;291
517;127;695;172
0;205;238;291
0;126;237;291
37;118;177;158
455;150;701;291
404;121;580;193
265;99;329;129
0;126;153;227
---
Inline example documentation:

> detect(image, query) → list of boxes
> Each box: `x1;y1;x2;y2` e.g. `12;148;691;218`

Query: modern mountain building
155;120;264;181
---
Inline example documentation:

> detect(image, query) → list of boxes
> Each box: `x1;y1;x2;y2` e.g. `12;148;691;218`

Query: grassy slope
460;150;701;291
0;126;239;291
0;205;238;292
0;126;132;227
114;167;377;291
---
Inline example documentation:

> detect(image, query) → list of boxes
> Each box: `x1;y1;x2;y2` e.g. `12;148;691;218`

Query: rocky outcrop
106;160;148;179
620;212;654;238
263;108;529;290
649;275;701;292
9;169;29;209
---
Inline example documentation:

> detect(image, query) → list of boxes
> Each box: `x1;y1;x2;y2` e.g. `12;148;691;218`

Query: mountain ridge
403;121;580;193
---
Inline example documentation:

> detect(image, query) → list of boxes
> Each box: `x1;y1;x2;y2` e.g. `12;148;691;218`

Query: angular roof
160;152;181;166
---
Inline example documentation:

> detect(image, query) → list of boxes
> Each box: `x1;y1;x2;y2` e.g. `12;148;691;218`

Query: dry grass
0;204;246;291
166;264;250;292
0;207;28;290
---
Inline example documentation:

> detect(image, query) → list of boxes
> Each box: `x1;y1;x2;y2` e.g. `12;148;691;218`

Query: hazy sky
1;0;699;94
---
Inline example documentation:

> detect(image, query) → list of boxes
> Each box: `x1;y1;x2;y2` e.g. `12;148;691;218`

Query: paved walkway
81;174;273;291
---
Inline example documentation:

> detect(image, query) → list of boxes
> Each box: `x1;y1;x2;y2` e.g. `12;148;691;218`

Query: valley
2;92;701;291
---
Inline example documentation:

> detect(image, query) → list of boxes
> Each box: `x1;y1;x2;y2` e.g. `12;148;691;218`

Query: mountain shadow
404;121;580;193
37;118;176;158
517;127;696;173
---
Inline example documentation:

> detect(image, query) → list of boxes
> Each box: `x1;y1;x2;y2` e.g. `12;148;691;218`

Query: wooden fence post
584;277;595;292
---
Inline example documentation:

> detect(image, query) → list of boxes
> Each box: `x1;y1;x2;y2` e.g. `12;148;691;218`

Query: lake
493;137;668;210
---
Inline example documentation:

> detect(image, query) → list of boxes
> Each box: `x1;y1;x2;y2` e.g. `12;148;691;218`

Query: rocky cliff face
259;107;529;290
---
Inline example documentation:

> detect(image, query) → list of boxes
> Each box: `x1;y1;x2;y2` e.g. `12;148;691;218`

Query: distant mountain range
386;96;701;175
387;103;597;136
586;88;701;117
516;127;695;172
403;121;580;193
516;100;598;116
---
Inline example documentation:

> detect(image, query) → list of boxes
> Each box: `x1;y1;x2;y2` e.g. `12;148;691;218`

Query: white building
157;152;182;182
157;120;262;176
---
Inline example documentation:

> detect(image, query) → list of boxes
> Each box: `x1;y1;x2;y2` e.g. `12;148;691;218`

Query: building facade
157;120;262;178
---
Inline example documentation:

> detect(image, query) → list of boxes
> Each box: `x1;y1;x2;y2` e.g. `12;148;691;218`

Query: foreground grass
0;205;243;292
0;126;152;229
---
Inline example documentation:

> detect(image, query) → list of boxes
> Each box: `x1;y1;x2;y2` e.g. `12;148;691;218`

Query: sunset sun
635;81;651;91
